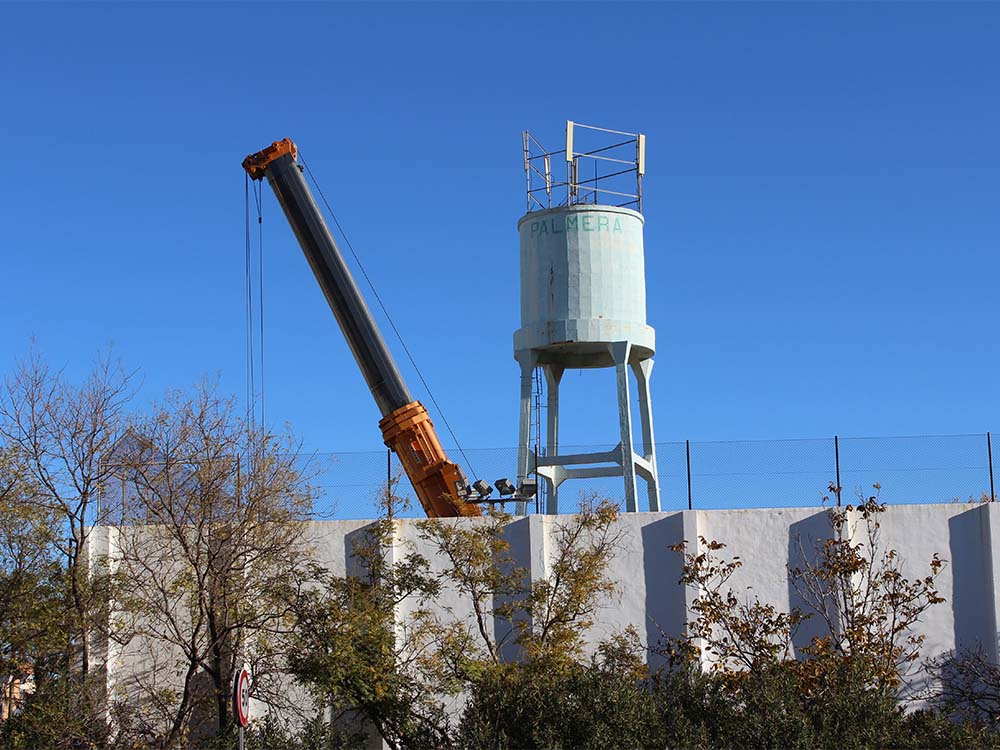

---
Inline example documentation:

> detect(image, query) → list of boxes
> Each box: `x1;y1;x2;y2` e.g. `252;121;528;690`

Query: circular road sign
233;665;251;728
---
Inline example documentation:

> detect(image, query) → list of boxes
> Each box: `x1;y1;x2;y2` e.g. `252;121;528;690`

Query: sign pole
233;664;251;749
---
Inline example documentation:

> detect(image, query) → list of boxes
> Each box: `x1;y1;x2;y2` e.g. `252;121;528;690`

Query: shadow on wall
339;523;386;750
344;523;377;581
494;516;532;664
787;511;837;659
949;505;998;661
642;513;688;672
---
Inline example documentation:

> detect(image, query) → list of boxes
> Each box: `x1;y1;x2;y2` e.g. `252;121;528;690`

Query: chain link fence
306;432;997;519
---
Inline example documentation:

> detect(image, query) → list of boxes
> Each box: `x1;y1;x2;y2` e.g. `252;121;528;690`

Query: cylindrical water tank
514;205;655;368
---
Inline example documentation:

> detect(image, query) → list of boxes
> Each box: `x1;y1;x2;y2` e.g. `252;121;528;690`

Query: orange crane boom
243;139;480;518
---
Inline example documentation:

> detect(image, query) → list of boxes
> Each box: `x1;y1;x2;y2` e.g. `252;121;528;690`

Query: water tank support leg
610;341;638;512
516;352;539;515
543;365;564;514
631;358;661;512
542;474;563;512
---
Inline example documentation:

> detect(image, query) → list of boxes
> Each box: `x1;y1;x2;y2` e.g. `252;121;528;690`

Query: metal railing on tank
523;120;646;212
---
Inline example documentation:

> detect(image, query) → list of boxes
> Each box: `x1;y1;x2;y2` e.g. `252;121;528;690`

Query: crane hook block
379;401;482;518
243;138;298;180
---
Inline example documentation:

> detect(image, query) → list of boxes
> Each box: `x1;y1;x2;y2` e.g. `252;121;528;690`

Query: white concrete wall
93;502;999;729
332;502;997;684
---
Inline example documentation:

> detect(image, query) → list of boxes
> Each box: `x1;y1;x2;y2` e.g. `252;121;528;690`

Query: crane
243;138;481;518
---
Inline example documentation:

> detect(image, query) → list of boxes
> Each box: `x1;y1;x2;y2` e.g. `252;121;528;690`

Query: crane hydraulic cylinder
243;139;480;518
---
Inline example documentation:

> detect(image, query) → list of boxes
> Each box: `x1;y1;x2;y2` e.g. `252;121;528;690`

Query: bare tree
110;382;316;747
790;490;945;690
0;350;135;678
667;488;946;695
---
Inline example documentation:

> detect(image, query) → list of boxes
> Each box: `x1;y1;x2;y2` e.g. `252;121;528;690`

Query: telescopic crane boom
243;138;480;518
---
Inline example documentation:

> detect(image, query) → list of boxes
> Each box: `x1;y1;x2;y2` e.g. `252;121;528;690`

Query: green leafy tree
288;493;634;750
287;487;449;750
418;498;637;749
457;629;656;750
0;446;62;694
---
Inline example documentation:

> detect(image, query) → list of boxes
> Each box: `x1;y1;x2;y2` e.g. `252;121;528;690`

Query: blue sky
2;2;998;465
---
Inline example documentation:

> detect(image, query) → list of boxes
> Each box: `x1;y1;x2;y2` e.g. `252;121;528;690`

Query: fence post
834;435;841;507
686;439;692;510
989;432;995;502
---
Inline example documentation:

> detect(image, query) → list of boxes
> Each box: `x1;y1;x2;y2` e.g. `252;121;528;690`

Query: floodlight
494;478;517;497
516;478;538;499
472;479;493;499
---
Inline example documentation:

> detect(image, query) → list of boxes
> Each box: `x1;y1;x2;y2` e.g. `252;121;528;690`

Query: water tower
516;121;661;514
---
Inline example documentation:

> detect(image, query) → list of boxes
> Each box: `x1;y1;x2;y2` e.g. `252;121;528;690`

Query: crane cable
299;156;481;483
244;174;256;441
243;174;266;450
254;179;265;430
